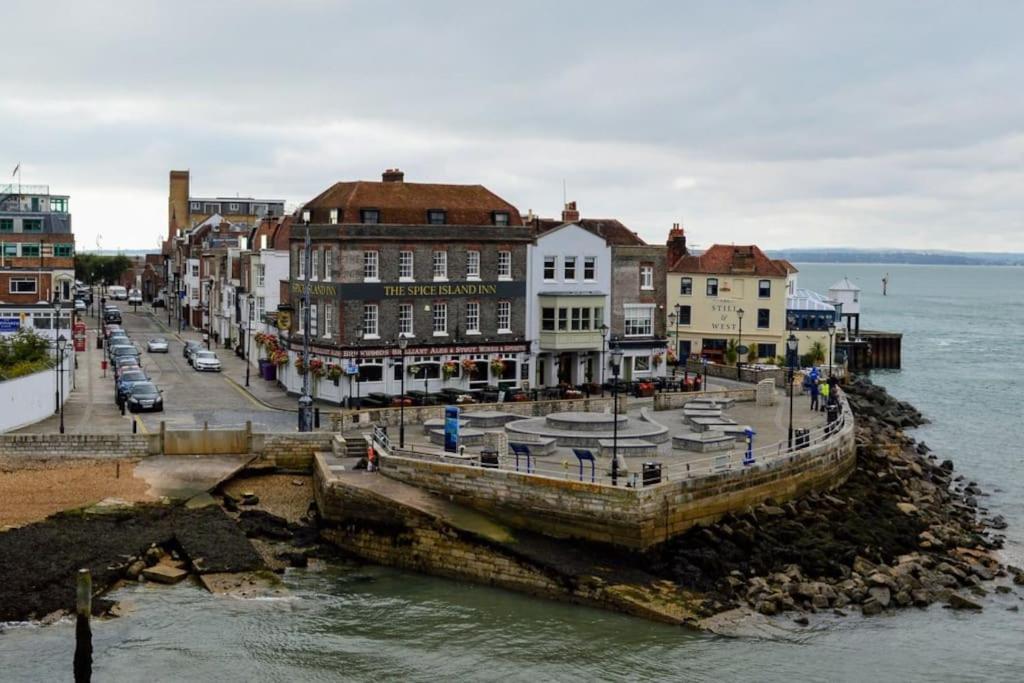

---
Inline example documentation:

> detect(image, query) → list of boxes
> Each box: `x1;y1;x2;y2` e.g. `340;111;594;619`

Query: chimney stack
382;168;405;183
561;200;580;223
666;222;688;266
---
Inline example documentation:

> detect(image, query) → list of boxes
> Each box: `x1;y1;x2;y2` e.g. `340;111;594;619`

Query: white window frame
310;248;320;280
364;250;379;281
466;250;480;280
229;203;240;212
297;248;305;279
497;251;512;280
323;249;333;281
543;256;557;281
583;256;596;281
497;300;511;333
398;303;413;337
329;208;339;225
255;296;265;320
624;304;654;337
255;263;266;288
363;304;379;339
432;302;448;336
323;303;334;338
399;251;414;281
309;302;319;337
563;256;577;281
640;265;654;290
433;251;448;281
465;301;480;335
9;278;37;294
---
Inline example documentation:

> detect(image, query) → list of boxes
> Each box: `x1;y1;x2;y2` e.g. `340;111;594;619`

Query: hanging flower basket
294;357;307;375
326;363;343;381
270;349;289;367
489;358;505;375
309;358;326;379
667;348;678;365
652;352;664;366
408;364;423;377
461;358;477;375
442;361;458;380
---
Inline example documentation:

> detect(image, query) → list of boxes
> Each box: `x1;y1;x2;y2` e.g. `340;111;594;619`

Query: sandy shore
0;457;154;529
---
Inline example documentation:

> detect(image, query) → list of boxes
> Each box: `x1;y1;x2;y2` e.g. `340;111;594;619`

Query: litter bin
642;462;662;486
795;427;811;450
480;450;500;469
826;405;840;430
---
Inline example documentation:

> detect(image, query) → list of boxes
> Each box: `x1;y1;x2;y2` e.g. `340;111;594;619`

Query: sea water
2;264;1022;682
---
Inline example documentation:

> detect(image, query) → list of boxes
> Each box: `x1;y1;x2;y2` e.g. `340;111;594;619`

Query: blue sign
344;361;359;376
0;318;20;332
444;405;460;453
743;427;756;466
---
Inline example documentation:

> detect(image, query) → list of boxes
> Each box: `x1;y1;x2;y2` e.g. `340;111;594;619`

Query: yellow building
665;229;791;363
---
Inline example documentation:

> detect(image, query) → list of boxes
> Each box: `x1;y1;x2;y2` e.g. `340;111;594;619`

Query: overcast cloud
3;0;1023;251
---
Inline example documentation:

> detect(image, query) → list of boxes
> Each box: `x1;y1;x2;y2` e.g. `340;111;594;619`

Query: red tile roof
669;244;790;277
252;215;293;251
303;172;522;226
529;217;646;246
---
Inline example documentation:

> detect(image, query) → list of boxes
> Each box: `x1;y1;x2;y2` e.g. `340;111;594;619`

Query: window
580;307;591;330
493;211;510;226
21;244;39;257
204;203;221;214
255;296;265;320
676;305;691;325
564;256;576;281
543;256;556;280
363;304;379;337
323;303;334;338
191;202;201;211
357;359;383;383
0;219;11;232
360;209;380;224
633;356;651;373
191;264;199;277
229;203;240;212
432;302;447;334
583;256;596;281
758;279;771;298
22;219;42;232
310;249;320;280
363;251;379;280
399;304;413;336
297;248;305;279
323;249;333;281
706;277;719;296
498;251;512;279
640;265;654;290
399;251;414;280
680;277;692;295
427;210;447;225
466;301;480;334
2;244;15;257
251;204;268;216
757;308;770;329
255;264;266;288
497;301;511;332
624;305;654;336
329;208;338;224
309;303;319;337
757;343;777;359
54;244;74;257
541;307;555;331
557;308;568;331
432;251;447;280
466;250;480;279
9;278;36;294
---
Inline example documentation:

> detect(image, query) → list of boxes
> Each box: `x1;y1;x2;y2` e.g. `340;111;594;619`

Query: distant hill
79;249;156;257
766;248;1024;266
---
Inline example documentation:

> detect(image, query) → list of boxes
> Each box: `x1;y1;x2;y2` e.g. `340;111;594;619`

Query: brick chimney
666;222;688;266
561;200;580;223
382;168;405;183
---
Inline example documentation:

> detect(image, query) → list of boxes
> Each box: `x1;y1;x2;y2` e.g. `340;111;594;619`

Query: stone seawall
0;433;153;458
254;432;334;470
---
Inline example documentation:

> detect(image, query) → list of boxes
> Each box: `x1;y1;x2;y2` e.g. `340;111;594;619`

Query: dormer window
493;211;510;226
360;209;380;224
427;209;447;225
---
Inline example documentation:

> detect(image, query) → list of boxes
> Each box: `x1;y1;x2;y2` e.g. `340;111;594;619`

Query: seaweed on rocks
645;377;1008;619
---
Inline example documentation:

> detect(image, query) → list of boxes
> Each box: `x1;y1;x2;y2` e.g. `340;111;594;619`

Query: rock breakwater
646;377;1015;622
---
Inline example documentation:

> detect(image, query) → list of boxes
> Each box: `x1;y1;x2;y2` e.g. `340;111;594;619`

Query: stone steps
672;431;735;453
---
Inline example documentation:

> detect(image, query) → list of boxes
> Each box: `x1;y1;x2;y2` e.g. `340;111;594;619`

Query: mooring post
74;568;92;683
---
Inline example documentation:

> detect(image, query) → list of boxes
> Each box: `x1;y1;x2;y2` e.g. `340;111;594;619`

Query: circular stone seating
545;412;628;432
428;428;487;447
505;411;668;448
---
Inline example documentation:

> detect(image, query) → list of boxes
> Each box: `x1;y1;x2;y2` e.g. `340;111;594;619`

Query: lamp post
56;335;67;434
736;307;745;376
599;323;609;396
298;222;314;432
667;311;677;379
827;321;837;378
610;346;624;486
54;298;62;413
204;280;212;349
398;336;408;448
245;293;255;388
787;332;798;450
353;324;364;409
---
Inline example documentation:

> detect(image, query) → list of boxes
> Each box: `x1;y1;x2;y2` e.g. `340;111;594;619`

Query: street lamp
667;310;677;379
787;332;798;450
610;346;624;486
298;222;314;432
599;323;609;396
398;336;409;448
827;321;837;378
245;293;255;388
353;324;364;409
53;298;62;413
736;307;745;376
203;280;212;349
56;335;67;434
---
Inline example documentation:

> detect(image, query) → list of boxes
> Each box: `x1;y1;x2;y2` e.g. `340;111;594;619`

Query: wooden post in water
74;568;92;682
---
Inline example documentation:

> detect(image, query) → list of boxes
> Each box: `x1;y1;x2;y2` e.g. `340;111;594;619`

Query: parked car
103;324;124;339
113;357;141;379
103;309;122;324
183;340;203;361
191;350;222;372
151;294;166;309
125;382;163;412
115;369;151;407
128;290;143;305
147;337;169;353
108;285;128;300
74;299;87;313
110;345;141;364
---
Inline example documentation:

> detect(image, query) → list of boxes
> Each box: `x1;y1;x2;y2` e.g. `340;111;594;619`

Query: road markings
135;416;149;434
224;375;266;409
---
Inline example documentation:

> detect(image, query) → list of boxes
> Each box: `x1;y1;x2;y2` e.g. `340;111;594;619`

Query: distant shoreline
767;250;1024;267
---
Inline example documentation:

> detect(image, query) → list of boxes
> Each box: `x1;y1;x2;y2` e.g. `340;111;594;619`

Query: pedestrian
819;379;830;411
810;377;820;411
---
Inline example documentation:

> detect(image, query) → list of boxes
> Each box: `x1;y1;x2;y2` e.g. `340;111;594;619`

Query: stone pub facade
281;169;532;404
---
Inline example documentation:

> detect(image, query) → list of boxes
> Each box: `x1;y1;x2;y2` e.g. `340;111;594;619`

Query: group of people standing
806;367;839;412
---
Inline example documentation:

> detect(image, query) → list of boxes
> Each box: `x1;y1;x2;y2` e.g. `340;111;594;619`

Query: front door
558;352;572;385
536;358;546;387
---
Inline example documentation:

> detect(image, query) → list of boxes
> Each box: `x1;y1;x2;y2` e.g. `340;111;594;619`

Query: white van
108;285;128;300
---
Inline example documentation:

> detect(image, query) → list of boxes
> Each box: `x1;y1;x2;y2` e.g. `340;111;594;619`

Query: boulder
125;559;146;580
896;502;919;515
946;593;983;611
868;586;891;608
861;598;883;616
910;590;931;607
142;564;189;585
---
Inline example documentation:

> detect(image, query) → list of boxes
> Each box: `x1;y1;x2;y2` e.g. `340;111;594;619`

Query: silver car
147;337;169;353
192;350;222;372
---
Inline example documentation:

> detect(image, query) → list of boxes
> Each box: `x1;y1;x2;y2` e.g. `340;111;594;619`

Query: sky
2;0;1023;252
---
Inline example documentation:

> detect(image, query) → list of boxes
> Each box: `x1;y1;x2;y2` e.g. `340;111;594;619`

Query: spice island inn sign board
290;280;526;300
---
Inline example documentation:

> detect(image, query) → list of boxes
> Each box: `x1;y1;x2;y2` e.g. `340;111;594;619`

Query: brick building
280;169;532;404
0;183;75;305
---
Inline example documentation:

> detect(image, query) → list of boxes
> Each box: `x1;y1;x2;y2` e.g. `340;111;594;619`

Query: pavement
16;306;330;434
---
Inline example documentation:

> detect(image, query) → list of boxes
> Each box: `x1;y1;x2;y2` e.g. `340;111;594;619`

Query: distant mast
882;273;889;296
